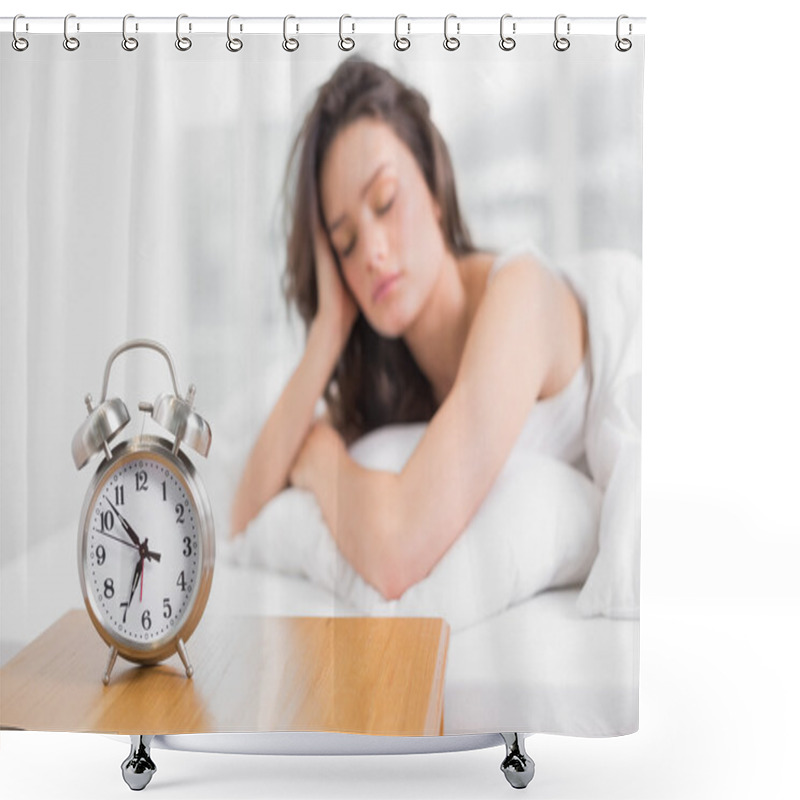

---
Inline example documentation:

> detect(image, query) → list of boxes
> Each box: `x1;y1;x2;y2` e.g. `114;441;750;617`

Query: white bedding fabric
230;248;641;624
561;249;642;618
206;563;639;737
226;424;602;631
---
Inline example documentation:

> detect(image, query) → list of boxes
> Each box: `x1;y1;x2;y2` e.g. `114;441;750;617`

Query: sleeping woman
230;56;590;601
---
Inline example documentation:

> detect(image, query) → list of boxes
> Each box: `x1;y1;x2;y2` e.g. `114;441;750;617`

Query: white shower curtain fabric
1;29;643;737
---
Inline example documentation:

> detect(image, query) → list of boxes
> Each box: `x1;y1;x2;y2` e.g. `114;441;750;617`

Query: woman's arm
230;207;357;537
229;320;343;536
292;257;576;599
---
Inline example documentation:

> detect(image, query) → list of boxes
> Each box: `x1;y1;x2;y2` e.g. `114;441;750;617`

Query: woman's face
319;117;447;338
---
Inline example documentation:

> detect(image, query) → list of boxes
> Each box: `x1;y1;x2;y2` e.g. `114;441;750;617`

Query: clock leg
500;733;535;789
176;638;194;678
121;735;156;791
102;646;119;685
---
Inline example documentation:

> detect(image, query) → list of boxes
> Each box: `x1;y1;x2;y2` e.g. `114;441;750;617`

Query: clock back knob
149;389;212;458
71;395;131;470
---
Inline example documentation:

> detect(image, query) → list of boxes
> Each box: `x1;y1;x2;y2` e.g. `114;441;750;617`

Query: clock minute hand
122;557;143;624
105;498;141;548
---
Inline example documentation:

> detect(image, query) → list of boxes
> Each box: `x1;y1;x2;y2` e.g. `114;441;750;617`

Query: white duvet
225;248;641;628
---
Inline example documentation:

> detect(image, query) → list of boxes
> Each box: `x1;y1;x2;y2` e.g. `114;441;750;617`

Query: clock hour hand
142;542;161;563
94;529;161;561
104;498;161;562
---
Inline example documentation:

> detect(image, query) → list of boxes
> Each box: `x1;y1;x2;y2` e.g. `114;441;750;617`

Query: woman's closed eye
341;238;356;258
338;196;395;258
377;196;395;215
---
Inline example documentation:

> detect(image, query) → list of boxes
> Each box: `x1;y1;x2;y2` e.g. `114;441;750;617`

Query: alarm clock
71;339;214;685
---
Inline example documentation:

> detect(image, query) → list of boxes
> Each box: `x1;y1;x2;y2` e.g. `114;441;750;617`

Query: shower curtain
0;16;643;755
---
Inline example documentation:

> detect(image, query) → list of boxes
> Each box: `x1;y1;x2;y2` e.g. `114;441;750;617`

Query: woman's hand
313;207;358;351
289;419;346;493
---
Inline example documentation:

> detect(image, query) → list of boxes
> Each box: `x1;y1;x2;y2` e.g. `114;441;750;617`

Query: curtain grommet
444;14;460;51
121;15;139;52
394;15;411;51
63;13;80;51
553;14;570;52
283;15;299;52
499;14;516;51
226;15;243;52
175;14;192;51
615;15;632;52
12;14;29;51
338;15;355;51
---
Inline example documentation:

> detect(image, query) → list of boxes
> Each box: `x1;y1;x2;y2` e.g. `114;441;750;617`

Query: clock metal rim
77;435;215;665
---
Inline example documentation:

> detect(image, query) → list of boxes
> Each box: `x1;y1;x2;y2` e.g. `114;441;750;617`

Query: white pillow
561;250;642;619
234;423;601;631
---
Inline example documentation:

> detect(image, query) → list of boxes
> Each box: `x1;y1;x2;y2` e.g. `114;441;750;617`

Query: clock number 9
96;545;106;565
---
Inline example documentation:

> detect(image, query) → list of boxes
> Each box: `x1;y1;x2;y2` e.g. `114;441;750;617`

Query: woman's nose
362;221;389;272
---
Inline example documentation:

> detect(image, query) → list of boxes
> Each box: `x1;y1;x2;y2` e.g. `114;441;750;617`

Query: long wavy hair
282;56;476;443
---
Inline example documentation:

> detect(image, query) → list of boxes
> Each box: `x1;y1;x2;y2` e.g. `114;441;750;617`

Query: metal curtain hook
122;14;139;51
283;15;299;52
12;14;29;51
176;13;192;51
394;14;410;51
615;14;632;51
444;14;460;51
63;13;80;51
338;14;355;51
227;15;243;52
553;14;570;52
500;14;516;51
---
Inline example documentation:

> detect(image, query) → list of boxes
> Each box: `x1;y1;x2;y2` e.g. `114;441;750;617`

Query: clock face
80;446;206;652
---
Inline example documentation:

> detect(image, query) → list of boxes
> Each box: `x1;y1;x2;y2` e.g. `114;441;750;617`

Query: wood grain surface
0;611;449;736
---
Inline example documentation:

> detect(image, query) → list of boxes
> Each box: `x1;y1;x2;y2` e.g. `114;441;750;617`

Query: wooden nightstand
0;610;449;737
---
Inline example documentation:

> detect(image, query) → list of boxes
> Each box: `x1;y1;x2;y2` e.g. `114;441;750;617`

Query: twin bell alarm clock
71;339;214;685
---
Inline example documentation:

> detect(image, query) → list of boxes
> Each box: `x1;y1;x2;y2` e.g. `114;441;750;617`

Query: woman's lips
372;272;401;302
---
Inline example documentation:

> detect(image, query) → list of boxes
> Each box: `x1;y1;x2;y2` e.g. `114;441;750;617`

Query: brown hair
283;56;476;443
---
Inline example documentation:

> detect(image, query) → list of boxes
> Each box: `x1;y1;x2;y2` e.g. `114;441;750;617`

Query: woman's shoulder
488;244;549;280
459;250;547;342
479;248;549;306
461;248;543;297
